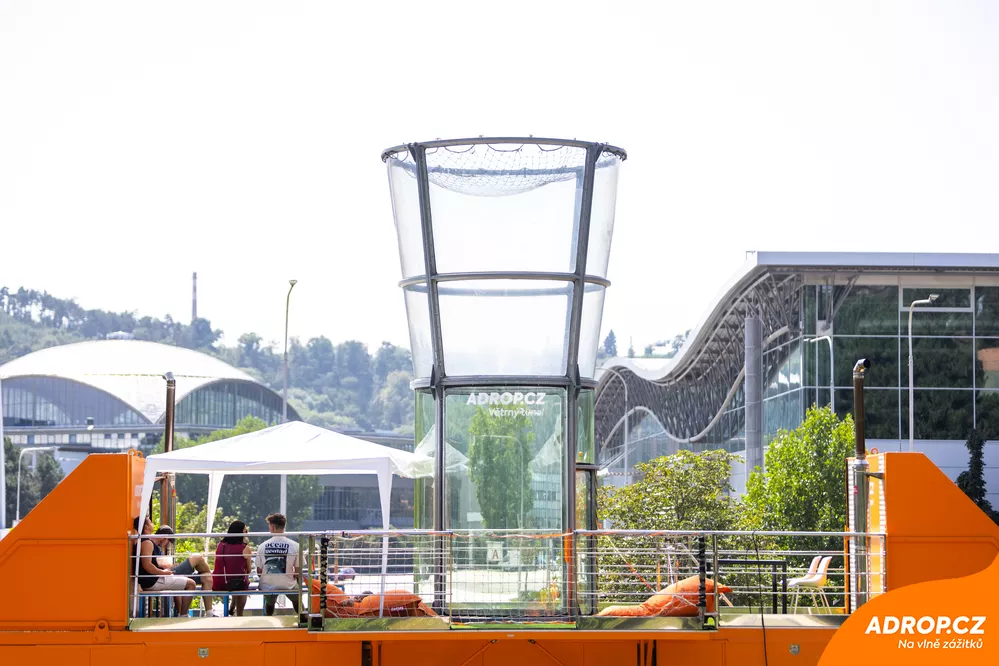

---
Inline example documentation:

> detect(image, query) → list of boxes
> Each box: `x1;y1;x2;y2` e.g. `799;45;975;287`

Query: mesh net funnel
382;139;625;197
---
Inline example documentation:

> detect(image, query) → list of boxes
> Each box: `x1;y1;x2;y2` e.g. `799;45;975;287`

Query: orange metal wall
0;450;143;631
878;452;999;591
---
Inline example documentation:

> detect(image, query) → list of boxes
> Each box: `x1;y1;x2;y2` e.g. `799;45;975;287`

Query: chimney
192;272;198;323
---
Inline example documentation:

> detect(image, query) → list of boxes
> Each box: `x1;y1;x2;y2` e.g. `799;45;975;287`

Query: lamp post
907;294;938;452
281;279;297;518
283;279;298;423
805;336;834;409
16;446;58;523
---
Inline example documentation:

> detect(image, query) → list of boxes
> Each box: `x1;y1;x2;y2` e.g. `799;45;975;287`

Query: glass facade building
594;253;999;501
1;339;296;451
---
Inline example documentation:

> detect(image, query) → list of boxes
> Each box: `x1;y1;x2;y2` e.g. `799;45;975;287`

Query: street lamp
281;279;297;517
805;336;834;410
16;446;58;523
907;294;939;452
283;279;298;423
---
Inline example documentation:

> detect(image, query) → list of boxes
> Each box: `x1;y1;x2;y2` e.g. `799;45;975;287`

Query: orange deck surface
1;451;996;665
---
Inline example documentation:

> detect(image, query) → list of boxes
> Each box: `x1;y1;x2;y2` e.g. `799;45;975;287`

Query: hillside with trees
0;286;414;434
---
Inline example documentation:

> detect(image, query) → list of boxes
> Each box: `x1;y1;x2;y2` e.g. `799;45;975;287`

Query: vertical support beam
744;317;764;474
850;359;870;612
411;143;447;612
563;145;600;618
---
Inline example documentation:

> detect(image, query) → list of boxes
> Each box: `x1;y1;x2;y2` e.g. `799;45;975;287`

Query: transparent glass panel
834;337;899;388
834;285;899;335
978;340;999;390
444;388;566;532
576;389;595;464
426;144;588;274
900;390;973;440
911;338;974;389
438;280;572;376
902;287;971;309
907;312;973;337
804;285;817;335
403;287;434;378
578;284;606;379
386;153;426;279
585;152;622;278
789;342;802;390
975;287;999;336
412;390;436;531
835;389;900;440
976;391;999;440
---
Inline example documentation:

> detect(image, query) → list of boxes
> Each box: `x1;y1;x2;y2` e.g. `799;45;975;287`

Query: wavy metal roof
0;340;260;424
594;251;999;450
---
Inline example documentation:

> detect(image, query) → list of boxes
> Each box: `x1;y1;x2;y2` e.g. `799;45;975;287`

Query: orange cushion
596;604;651;617
308;579;348;614
640;576;732;616
355;590;436;617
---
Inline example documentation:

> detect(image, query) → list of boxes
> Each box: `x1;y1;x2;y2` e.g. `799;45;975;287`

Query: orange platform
1;450;996;665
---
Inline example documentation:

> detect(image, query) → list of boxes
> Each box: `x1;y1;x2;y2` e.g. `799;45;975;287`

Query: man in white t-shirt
255;513;300;616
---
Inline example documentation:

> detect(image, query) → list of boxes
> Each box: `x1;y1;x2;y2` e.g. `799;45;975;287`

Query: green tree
602;330;617;357
956;429;999;523
742;406;854;535
3;439;65;526
467;408;535;530
596;449;740;603
598;449;740;531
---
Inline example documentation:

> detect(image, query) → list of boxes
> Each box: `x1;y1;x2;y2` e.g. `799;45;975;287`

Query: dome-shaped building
0;340;299;452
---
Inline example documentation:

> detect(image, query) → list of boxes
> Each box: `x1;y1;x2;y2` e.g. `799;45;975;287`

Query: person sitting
212;520;252;616
256;513;300;616
132;516;195;616
154;526;215;616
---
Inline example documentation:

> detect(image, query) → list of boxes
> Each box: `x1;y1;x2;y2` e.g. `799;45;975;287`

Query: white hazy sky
2;1;998;353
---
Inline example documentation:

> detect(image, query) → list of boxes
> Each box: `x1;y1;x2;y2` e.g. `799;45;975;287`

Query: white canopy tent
138;421;432;609
138;421;431;534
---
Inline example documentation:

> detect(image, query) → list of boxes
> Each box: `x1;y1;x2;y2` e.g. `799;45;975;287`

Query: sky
2;1;998;354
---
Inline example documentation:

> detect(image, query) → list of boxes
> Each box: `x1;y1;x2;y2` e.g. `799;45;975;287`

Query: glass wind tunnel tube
382;138;625;617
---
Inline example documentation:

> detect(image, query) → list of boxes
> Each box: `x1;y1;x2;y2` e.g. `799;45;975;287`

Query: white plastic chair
789;556;832;613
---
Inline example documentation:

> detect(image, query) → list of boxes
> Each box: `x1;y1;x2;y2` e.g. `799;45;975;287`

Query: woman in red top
212;520;252;616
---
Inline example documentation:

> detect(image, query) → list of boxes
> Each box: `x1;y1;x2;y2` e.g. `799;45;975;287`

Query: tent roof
145;420;429;477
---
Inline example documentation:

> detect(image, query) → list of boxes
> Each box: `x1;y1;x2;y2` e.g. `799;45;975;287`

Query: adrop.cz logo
865;616;986;636
466;392;547;406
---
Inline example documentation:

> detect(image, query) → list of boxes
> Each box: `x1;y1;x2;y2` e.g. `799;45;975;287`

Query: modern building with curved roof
595;251;999;503
0;340;299;453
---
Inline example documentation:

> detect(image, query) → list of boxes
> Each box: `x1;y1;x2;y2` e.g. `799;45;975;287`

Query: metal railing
127;528;885;628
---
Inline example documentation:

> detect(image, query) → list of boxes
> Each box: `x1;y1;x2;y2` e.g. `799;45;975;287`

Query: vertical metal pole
564;146;600;617
163;373;177;528
411;144;447;612
851;359;870;611
697;535;707;623
744;318;764;473
828;337;834;411
15;450;23;524
282;280;297;517
907;305;915;452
